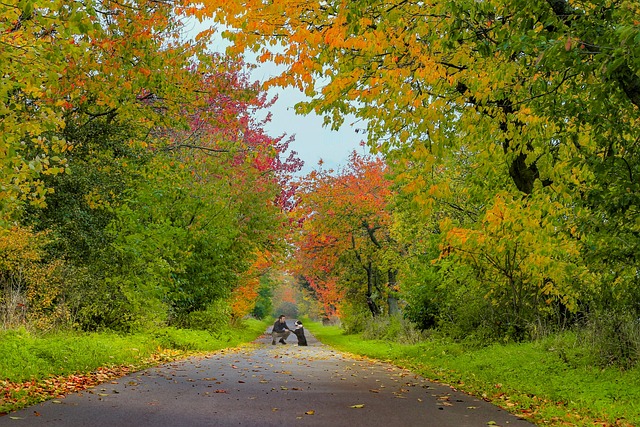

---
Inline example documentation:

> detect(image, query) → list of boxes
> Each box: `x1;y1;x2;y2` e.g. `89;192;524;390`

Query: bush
578;310;640;368
402;259;501;344
251;281;273;320
361;315;425;344
173;300;232;332
0;226;67;331
434;273;498;343
402;263;442;330
66;273;139;333
338;302;371;334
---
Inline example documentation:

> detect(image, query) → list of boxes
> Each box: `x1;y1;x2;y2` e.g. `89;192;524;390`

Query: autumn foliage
230;251;274;319
3;0;640;373
0;1;300;332
291;153;399;320
0;227;63;329
210;0;640;355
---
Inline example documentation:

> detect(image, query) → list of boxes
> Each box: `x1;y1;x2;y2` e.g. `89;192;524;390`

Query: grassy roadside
0;319;268;414
305;322;640;427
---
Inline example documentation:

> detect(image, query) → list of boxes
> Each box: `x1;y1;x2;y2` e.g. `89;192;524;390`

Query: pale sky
252;72;367;175
191;21;367;175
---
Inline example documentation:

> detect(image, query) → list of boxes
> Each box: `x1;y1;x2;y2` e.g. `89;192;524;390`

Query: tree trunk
365;262;380;316
387;269;400;315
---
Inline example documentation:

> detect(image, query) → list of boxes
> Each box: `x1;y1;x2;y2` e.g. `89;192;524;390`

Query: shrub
66;272;138;333
251;281;273;320
0;226;68;331
173;299;232;332
338;302;371;334
361;314;425;344
579;310;640;369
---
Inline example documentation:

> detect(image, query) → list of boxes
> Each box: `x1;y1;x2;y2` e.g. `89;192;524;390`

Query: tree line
212;0;640;365
0;0;299;332
3;0;639;368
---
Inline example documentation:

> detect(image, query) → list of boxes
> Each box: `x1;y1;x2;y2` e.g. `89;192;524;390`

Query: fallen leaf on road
305;410;315;415
350;404;365;409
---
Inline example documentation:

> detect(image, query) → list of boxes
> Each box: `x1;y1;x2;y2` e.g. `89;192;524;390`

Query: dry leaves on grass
0;349;188;415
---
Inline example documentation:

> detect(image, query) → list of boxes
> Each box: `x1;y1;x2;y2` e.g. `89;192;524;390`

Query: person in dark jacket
293;320;308;346
271;314;291;345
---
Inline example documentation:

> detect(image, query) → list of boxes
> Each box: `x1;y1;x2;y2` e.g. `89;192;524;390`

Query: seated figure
271;314;291;345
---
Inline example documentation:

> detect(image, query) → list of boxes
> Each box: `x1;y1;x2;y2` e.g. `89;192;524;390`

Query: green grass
0;318;269;415
305;322;640;427
150;319;268;353
5;318;637;426
0;319;268;383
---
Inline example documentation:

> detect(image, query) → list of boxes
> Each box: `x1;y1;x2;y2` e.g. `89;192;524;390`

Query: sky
192;21;367;175
252;74;367;175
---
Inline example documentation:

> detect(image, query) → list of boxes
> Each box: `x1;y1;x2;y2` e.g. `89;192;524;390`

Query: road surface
0;326;533;426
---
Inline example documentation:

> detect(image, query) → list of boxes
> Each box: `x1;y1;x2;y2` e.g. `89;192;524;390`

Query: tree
212;0;639;191
4;11;300;330
292;153;399;320
1;0;215;223
213;0;640;339
74;61;300;330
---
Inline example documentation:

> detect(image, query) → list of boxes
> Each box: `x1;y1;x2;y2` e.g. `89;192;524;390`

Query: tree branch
545;0;640;109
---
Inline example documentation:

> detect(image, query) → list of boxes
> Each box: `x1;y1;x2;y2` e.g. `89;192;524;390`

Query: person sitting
271;314;291;345
293;320;308;346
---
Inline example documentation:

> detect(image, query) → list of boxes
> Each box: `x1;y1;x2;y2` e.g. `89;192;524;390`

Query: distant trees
291;153;401;327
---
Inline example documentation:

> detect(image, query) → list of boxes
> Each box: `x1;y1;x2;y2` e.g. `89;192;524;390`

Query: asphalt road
0;326;534;426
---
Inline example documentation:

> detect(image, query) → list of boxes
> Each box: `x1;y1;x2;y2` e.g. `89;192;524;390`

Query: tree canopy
212;0;640;347
3;0;639;366
1;1;300;331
